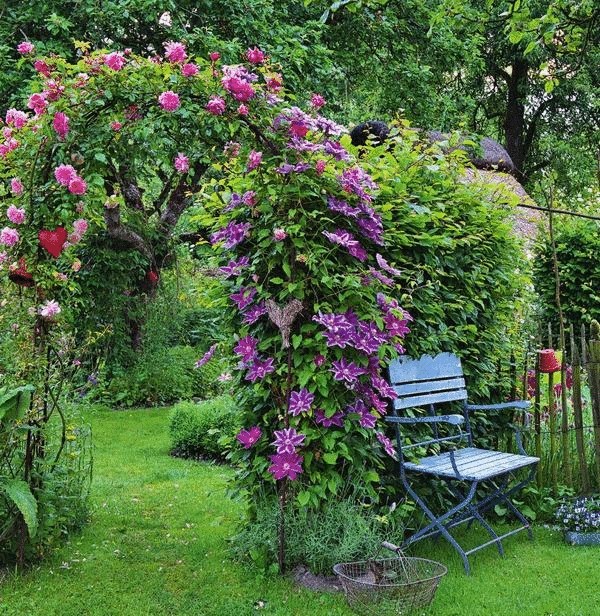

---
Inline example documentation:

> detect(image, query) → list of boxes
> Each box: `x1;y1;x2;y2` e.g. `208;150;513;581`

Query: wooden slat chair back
384;352;539;574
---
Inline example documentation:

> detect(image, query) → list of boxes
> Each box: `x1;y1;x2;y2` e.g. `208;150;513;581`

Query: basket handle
381;541;402;554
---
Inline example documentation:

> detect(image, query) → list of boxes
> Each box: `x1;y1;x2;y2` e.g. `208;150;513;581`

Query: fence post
570;324;590;493
534;348;542;487
548;323;559;494
586;320;600;489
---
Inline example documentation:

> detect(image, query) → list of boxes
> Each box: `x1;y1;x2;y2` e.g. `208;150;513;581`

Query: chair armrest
385;414;464;426
465;401;530;412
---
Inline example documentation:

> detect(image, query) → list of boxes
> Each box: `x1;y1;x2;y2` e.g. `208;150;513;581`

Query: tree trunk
503;57;528;182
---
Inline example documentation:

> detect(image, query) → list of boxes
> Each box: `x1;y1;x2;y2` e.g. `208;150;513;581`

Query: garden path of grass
1;406;599;616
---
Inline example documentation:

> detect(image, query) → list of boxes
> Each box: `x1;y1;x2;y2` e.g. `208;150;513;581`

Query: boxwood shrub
169;395;240;461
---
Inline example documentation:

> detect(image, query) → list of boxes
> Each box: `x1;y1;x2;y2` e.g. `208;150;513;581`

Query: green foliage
233;496;399;574
1;480;38;539
360;125;529;400
169;396;240;460
533;217;600;332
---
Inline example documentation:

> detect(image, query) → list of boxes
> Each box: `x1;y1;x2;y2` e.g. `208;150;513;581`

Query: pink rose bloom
224;141;240;157
27;92;47;115
206;96;226;115
72;259;82;272
310;93;326;109
0;227;19;247
7;206;25;225
266;76;283;92
39;300;61;320
158;91;180;111
315;159;326;175
273;228;287;241
34;60;51;77
0;252;8;266
68;176;87;195
246;150;262;172
111;121;122;131
222;76;255;102
174;152;190;173
73;218;89;236
237;104;249;116
104;51;126;71
54;164;76;186
246;47;265;64
209;51;221;62
10;178;24;195
181;63;198;77
164;41;187;63
5;109;27;129
53;112;69;140
17;41;34;55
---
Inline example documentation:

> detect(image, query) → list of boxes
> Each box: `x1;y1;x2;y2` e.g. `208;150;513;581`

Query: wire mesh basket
333;554;447;615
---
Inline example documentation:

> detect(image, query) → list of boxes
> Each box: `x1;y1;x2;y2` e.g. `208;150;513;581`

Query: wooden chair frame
385;352;539;574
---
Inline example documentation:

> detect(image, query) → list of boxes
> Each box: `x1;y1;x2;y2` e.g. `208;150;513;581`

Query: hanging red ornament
38;227;68;258
146;270;159;284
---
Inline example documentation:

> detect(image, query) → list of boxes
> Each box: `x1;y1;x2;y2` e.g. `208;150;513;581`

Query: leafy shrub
99;345;225;407
232;497;401;575
169;396;240;460
533;217;600;334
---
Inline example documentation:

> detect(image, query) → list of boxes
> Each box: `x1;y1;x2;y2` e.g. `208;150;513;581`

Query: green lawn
1;407;598;616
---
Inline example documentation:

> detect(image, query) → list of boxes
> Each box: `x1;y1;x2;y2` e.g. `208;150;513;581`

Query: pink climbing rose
104;51;126;71
7;206;25;225
54;164;76;186
246;150;262;172
53;112;70;140
181;63;198;77
39;300;61;320
68;176;87;195
163;41;187;63
174;153;190;173
10;178;24;195
205;96;226;115
17;41;34;55
158;91;181;112
0;227;20;247
246;47;265;64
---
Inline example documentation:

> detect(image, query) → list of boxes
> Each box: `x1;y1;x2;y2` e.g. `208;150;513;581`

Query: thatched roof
427;131;516;175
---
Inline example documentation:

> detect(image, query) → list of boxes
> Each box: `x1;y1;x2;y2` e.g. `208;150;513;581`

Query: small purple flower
234;335;259;362
230;287;257;311
195;343;218;368
359;411;377;429
272;428;306;454
268;451;303;481
376;432;397;459
289;388;315;416
237;426;262;449
211;220;252;248
368;267;394;287
242;190;257;206
376;253;403;277
314;354;326;367
219;256;250;278
330;358;367;383
327;196;362;218
314;408;345;428
286;137;323;152
384;312;411;337
356;216;384;245
243;302;268;325
323;140;350;161
275;161;311;175
246;357;275;382
338;166;378;201
322;228;368;262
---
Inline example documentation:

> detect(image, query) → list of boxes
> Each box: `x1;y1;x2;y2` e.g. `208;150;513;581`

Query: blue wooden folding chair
384;352;539;574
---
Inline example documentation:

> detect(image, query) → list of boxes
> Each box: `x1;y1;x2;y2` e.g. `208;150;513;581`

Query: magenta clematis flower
211;221;252;249
376;253;403;277
376;432;397;459
268;452;303;480
234;335;259;362
246;150;262;172
271;428;305;454
288;388;314;416
194;343;217;368
237;426;262;449
245;357;275;382
243;302;268;325
322;228;368;262
330;358;367;383
314;354;326;367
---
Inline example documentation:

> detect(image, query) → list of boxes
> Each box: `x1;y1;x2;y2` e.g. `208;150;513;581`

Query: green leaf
323;452;338;464
2;479;38;538
297;490;310;506
544;79;555;93
508;31;524;44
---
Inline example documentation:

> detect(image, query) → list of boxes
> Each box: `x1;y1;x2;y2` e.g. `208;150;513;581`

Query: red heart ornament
39;227;68;258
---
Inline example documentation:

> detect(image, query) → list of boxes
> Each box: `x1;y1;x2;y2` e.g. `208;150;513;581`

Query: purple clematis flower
376;253;403;277
237;426;262;449
359;410;378;429
289;388;315;416
230;287;257;311
194;343;217;368
322;228;368;262
330;358;367;383
243;302;268;325
268;451;303;480
323;140;350;161
234;335;259;362
210;220;251;249
376;432;397;459
245;357;275;382
314;408;345;428
372;374;398;400
219;256;250;278
271;428;306;454
327;196;362;218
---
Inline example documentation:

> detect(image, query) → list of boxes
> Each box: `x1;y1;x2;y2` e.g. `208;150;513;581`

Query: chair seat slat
393;377;466;395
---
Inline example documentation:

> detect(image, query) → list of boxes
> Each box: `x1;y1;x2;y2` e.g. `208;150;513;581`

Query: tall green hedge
361;127;529;399
533;217;600;334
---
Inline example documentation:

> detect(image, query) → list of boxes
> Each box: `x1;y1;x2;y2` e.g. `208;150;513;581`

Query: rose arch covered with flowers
1;40;410;569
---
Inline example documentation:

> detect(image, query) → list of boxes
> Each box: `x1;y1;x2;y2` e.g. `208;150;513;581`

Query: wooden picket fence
499;320;600;495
